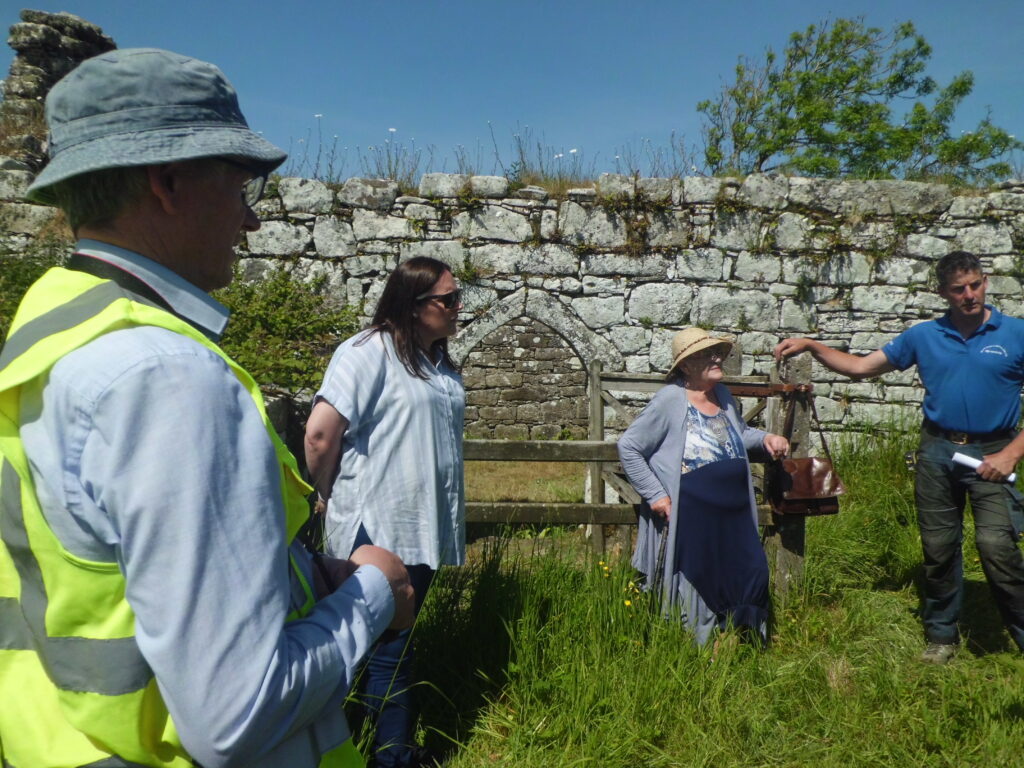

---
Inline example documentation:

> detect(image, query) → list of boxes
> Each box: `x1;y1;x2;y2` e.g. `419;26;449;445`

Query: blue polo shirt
882;305;1024;433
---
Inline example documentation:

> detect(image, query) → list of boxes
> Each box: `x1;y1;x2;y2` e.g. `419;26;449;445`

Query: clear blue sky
2;0;1022;178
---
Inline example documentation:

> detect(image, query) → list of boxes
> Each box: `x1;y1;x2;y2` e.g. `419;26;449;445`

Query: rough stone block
628;283;693;325
338;178;399;210
245;221;311;255
466;389;499;406
637;177;673;201
0;202;57;234
774;213;812;251
987;275;1022;295
567;187;597;202
571;295;626;328
597;173;634;198
452;206;533;242
0;170;33;201
955;222;1014;254
515;185;549;201
582;252;667;277
399;240;466;271
469;175;509;198
312;216;356;257
647;210;691;247
851;285;909;314
711;209;764;252
516;244;578;275
737;173;788;209
948;196;989;218
402;203;441;221
905;234;951;259
690;286;778;331
419;173;469;198
779;299;814;332
682;176;727;204
986;191;1024;212
676;248;726;280
558;201;627;248
582;276;626;295
873;257;931;286
352;209;414;240
278;178;333;214
733;252;781;283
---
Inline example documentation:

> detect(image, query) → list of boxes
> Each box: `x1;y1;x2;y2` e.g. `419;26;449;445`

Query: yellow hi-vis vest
0;266;362;768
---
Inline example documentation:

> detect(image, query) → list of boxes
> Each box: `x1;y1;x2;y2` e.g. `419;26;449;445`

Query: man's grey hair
49;166;151;233
49;159;227;233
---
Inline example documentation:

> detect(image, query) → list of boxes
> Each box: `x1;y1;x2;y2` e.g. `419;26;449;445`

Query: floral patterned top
681;401;745;473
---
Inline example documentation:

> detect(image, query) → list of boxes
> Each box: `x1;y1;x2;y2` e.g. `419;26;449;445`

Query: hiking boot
920;642;958;665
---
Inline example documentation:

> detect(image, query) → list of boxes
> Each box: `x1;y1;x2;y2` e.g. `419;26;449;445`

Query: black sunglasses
217;157;269;207
415;289;462;309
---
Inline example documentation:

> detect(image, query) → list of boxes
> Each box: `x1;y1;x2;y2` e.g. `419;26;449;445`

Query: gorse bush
215;264;360;393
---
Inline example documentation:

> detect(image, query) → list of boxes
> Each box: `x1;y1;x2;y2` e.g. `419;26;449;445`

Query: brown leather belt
923;419;1014;446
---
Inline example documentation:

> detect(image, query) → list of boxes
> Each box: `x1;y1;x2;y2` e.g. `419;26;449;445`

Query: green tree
697;17;1021;183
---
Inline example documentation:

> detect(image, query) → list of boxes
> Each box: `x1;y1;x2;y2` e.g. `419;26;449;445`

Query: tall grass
398;430;1024;767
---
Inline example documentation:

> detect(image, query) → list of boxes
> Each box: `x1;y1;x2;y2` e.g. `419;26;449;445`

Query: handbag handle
780;389;835;463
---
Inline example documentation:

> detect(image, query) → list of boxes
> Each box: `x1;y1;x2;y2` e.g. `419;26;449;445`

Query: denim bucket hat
26;48;287;205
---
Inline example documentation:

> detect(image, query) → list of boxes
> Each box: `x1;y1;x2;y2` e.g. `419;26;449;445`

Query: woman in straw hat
618;327;789;645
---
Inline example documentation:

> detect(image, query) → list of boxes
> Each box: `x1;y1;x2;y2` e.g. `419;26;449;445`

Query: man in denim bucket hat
0;48;413;768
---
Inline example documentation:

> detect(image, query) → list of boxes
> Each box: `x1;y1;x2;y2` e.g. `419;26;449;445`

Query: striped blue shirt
318;329;466;568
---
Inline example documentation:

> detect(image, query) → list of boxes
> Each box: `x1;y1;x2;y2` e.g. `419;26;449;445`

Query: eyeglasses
415;289;462;309
217;157;269;207
691;349;725;363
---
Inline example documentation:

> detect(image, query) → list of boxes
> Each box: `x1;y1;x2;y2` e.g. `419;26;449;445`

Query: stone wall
5;162;1024;440
1;10;115;169
222;171;1023;439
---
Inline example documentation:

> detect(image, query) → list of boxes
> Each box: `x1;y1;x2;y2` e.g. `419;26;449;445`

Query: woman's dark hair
363;256;457;378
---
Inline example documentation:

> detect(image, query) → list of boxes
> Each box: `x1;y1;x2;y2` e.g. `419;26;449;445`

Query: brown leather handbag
770;394;846;516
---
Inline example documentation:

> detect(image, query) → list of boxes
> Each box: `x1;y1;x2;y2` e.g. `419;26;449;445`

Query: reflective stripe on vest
0;268;358;768
1;460;152;694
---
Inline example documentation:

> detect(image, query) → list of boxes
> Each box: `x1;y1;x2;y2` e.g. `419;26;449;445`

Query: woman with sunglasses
618;327;789;648
305;256;465;768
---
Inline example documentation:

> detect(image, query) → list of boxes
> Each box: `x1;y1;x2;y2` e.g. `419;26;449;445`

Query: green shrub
215;264;360;393
0;232;70;341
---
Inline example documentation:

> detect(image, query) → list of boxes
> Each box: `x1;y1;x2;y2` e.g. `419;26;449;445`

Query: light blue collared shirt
318;329;466;568
18;240;394;767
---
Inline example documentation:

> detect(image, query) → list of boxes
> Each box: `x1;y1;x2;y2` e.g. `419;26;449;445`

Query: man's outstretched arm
774;338;895;379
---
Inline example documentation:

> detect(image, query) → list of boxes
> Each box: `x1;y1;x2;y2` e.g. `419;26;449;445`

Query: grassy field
465;461;585;504
369;430;1024;767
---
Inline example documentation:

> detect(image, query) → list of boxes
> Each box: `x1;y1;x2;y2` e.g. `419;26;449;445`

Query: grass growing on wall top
403;428;1024;767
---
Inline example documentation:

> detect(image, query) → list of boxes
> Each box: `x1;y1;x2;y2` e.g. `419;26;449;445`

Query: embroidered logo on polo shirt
980;345;1008;356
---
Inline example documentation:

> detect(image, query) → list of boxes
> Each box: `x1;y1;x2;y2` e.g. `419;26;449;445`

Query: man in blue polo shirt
775;251;1024;664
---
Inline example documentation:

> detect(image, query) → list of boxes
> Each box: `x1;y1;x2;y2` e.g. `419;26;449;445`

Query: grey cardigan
616;380;768;642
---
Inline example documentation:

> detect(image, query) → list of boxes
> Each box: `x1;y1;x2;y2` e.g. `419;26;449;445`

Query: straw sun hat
669;327;734;372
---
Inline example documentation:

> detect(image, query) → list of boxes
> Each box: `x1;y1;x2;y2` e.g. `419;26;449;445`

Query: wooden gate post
764;354;811;608
587;360;606;554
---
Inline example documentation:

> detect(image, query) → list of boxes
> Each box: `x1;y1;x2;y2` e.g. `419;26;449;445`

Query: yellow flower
624;600;632;607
